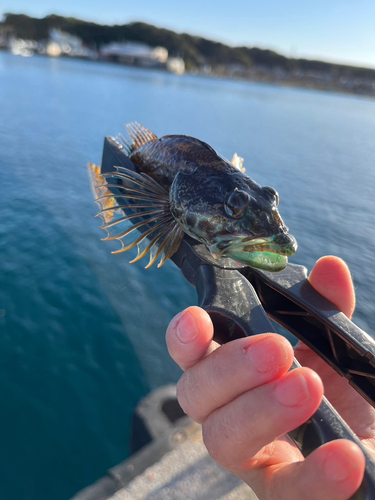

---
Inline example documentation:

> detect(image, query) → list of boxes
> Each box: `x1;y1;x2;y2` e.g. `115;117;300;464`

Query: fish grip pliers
101;136;375;499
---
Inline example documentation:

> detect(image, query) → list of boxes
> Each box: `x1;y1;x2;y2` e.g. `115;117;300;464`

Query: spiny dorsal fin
115;122;158;155
231;153;246;173
126;122;158;150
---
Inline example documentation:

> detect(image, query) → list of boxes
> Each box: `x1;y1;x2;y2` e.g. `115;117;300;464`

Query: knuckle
176;372;205;423
202;415;234;469
176;376;188;413
202;423;226;466
206;348;229;387
202;396;271;471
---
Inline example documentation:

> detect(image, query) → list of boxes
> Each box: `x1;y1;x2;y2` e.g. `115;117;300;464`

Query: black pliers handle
101;136;375;499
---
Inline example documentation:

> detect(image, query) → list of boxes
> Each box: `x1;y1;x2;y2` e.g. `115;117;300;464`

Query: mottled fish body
89;122;297;271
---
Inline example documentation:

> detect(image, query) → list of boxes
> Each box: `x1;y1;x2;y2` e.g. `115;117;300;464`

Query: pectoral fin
91;165;184;268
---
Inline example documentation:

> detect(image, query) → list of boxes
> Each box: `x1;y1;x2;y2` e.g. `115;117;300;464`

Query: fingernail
176;311;199;344
246;337;290;374
274;371;310;407
324;451;358;482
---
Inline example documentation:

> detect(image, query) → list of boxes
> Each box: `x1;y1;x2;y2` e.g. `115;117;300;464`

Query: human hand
166;256;375;500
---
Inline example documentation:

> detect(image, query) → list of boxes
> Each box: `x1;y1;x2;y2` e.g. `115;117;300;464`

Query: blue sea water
0;51;375;500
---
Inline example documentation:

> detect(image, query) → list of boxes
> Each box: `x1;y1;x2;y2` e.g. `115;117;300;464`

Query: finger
202;367;323;471
309;255;355;318
177;334;293;423
166;306;219;371
241;440;365;500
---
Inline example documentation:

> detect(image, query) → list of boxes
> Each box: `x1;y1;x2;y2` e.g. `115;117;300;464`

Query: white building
47;29;97;58
100;42;168;67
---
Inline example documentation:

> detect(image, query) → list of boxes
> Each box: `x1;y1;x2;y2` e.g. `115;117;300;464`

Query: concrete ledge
71;386;258;500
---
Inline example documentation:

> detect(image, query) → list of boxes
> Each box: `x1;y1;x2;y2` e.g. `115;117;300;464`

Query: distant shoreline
190;66;375;100
2;13;375;98
2;47;373;101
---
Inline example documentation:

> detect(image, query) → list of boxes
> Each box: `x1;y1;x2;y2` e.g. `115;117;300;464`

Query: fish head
169;166;297;272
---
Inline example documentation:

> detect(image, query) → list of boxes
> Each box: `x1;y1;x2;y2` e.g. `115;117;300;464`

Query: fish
89;122;297;271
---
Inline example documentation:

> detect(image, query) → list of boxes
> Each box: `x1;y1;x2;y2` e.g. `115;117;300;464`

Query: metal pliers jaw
101;136;375;499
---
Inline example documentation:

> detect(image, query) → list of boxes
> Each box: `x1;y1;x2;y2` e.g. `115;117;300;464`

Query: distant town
1;13;375;97
0;25;185;75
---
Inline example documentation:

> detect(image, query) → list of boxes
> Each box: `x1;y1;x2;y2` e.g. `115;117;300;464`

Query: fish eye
225;189;250;218
263;186;279;206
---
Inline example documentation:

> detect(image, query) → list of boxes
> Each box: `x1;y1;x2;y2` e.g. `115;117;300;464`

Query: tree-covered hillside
2;12;375;79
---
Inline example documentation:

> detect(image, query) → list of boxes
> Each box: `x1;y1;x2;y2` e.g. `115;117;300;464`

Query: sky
2;0;375;69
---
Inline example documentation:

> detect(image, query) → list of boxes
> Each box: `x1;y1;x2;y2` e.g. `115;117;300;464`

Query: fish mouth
209;233;298;272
